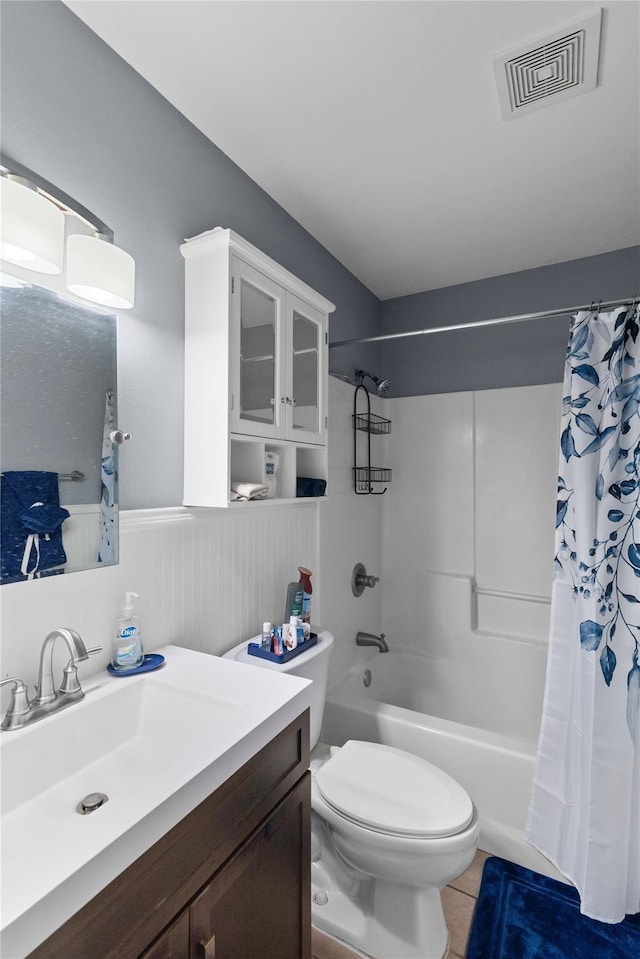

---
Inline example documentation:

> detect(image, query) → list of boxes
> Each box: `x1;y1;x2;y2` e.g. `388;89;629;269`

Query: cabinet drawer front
27;711;310;959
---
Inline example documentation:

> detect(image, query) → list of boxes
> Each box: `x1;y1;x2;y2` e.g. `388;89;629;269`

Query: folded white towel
231;481;270;501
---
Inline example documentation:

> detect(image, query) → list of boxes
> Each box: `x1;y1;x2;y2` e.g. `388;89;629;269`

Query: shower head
355;369;392;396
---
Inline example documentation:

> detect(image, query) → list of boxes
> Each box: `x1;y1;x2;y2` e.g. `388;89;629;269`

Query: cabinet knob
200;934;216;958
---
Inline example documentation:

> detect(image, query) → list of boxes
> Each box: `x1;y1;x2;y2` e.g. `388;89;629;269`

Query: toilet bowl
310;741;478;959
223;630;478;959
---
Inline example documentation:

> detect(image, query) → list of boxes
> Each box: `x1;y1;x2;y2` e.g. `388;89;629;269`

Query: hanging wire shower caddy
353;382;392;494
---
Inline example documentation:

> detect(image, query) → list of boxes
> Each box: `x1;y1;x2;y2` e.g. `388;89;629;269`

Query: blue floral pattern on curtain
527;303;640;924
98;389;116;566
556;305;640;741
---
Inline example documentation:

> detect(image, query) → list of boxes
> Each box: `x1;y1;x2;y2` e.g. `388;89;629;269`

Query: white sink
2;677;240;816
0;644;311;958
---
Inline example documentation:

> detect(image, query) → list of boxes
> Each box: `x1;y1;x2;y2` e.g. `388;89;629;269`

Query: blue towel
1;471;70;583
296;476;327;497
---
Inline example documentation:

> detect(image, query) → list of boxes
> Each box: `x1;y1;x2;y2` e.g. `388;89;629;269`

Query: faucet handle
0;677;31;730
58;646;103;695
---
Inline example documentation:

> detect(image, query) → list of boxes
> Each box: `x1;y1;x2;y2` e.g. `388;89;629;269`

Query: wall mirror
0;157;134;584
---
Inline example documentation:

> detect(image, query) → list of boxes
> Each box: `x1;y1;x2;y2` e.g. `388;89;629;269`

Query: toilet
224;629;479;959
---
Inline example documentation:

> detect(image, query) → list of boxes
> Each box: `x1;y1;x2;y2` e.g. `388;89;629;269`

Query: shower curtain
98;389;116;565
526;303;640;923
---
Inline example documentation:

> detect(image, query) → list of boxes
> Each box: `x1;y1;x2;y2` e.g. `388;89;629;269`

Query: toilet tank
222;629;334;748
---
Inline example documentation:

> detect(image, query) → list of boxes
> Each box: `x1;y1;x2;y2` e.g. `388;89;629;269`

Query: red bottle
298;566;313;625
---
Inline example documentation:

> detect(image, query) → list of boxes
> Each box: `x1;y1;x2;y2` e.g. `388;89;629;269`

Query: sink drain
77;792;109;815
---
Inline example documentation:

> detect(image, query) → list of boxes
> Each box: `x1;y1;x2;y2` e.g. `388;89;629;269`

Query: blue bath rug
466;856;640;959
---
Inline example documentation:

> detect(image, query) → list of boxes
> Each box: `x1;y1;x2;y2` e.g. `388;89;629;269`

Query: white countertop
0;644;311;958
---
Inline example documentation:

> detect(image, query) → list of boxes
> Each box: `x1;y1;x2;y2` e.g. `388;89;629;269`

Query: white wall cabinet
182;228;335;507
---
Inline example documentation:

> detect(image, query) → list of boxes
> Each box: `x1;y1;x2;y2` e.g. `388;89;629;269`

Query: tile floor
311;849;490;959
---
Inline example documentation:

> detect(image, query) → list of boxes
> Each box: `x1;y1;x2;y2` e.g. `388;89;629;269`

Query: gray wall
0;0;380;510
379;246;640;396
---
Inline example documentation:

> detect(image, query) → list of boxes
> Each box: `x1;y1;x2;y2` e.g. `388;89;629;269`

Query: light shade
66;233;135;310
0;176;65;274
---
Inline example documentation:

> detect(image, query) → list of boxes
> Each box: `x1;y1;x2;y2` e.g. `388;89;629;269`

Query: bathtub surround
319;381;567;881
381;382;563;650
527;305;640;923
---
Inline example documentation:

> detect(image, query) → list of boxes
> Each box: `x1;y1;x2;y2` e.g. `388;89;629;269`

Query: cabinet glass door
288;295;325;444
231;259;283;439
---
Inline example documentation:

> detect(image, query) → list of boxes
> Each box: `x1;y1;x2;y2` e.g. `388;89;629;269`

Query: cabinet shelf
240;354;275;364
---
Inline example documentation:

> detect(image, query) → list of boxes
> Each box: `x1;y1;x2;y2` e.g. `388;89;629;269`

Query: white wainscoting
0;503;319;700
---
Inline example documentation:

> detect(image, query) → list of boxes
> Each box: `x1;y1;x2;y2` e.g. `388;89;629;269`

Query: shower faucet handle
352;562;380;597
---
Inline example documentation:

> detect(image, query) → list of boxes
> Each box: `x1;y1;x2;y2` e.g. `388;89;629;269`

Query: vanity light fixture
0;175;65;275
66;233;135;310
0;157;136;310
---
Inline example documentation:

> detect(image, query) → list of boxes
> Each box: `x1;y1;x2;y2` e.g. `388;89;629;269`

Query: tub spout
356;631;389;653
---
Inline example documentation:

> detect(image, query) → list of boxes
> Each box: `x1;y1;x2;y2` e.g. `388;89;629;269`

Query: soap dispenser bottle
113;591;144;670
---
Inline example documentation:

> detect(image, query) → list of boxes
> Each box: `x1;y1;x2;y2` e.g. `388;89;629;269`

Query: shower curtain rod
328;295;637;349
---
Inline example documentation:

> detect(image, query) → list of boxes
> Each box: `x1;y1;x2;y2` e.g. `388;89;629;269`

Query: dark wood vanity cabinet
190;778;309;958
28;711;311;959
139;912;189;959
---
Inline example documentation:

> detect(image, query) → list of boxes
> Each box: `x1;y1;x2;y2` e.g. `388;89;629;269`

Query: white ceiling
65;1;640;300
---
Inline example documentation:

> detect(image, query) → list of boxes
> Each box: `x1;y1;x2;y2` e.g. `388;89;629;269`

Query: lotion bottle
284;616;298;651
113;591;144;670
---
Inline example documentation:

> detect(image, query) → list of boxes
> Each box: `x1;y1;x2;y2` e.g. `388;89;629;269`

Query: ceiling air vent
493;9;602;120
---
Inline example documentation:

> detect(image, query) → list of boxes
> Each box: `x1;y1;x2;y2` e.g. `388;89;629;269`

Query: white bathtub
321;651;564;882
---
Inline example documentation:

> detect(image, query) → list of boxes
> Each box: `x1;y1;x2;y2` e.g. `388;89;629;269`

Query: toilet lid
315;740;474;838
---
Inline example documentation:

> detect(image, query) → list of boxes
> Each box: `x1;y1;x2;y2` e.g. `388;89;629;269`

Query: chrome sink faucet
355;631;389;653
1;628;101;731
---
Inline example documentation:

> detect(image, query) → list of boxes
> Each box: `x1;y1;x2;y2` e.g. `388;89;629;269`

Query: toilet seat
315;740;474;839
